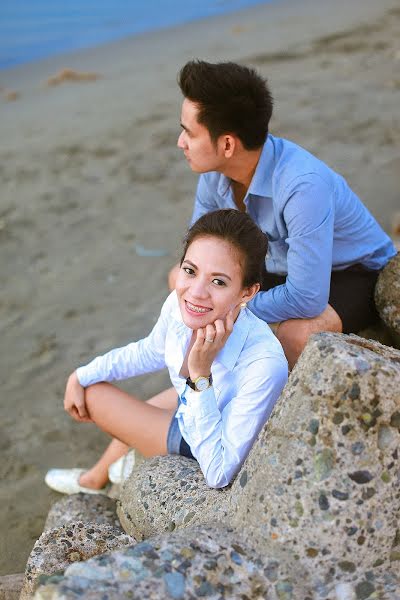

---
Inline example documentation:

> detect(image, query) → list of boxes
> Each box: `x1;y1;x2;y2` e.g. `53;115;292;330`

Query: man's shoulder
269;134;340;195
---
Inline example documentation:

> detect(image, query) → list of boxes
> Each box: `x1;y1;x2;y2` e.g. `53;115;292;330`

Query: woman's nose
190;277;208;299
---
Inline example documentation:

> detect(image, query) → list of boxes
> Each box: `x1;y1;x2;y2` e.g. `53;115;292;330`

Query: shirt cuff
184;385;220;419
75;366;93;388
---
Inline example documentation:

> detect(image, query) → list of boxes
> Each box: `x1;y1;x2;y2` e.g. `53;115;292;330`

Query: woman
46;209;288;491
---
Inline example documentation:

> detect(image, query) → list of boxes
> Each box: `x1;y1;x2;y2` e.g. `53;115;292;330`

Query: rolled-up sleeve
249;176;335;323
177;354;288;488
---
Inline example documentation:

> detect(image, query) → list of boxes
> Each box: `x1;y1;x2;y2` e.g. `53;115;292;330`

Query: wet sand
0;0;399;575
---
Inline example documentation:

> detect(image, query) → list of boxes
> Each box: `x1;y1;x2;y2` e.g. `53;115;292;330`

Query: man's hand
64;371;93;423
188;310;234;381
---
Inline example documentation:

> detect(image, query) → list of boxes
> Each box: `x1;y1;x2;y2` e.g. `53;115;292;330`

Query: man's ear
241;283;260;304
220;134;236;158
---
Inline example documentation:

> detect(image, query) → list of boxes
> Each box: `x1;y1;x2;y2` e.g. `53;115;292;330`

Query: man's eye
184;267;195;275
212;278;226;286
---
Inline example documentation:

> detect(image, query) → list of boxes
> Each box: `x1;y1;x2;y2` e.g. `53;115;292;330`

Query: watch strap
186;373;213;391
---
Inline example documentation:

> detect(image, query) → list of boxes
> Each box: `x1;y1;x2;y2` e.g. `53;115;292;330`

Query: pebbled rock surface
118;455;229;540
33;524;313;599
20;521;135;599
44;493;122;531
375;252;400;342
230;333;400;592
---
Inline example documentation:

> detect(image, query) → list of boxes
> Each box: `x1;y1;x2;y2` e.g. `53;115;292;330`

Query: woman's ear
241;283;260;304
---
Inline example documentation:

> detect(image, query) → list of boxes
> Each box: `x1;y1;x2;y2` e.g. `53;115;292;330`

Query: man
170;60;396;368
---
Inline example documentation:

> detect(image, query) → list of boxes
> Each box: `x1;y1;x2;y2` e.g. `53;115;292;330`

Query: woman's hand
64;371;93;423
188;310;234;381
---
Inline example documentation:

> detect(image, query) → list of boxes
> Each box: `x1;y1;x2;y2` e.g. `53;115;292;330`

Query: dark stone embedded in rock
390;411;400;429
332;489;349;501
355;580;375;599
338;561;356;573
318;494;329;510
348;471;374;484
308;419;320;435
351;441;365;455
239;470;248;488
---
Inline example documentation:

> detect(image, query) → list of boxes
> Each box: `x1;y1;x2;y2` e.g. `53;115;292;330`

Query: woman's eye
212;278;226;287
183;267;195;275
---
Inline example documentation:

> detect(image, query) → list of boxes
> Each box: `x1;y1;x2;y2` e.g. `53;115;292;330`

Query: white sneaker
45;468;109;495
108;451;136;485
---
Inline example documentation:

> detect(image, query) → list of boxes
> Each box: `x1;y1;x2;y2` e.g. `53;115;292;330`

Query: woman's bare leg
79;386;178;489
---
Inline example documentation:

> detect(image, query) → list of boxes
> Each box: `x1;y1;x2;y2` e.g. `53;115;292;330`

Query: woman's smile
185;300;213;315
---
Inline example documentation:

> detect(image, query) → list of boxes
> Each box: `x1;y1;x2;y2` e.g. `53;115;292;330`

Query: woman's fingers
204;323;216;343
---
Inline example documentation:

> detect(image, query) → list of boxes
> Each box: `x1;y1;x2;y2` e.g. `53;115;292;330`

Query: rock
44;492;121;531
375;252;400;343
230;333;400;592
20;521;135;599
33;525;313;599
118;455;229;539
0;573;24;600
335;566;400;599
357;320;394;348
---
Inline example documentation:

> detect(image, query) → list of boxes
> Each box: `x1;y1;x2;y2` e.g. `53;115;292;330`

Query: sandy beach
0;0;399;576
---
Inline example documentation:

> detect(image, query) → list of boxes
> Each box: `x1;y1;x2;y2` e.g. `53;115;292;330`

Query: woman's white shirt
76;291;288;488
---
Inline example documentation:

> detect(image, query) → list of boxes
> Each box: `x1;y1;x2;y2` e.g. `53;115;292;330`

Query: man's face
177;98;225;173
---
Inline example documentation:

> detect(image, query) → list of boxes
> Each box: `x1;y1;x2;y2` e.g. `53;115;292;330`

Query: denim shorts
167;412;195;460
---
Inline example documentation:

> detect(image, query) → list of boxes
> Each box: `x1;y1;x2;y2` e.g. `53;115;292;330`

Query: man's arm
249;176;335;323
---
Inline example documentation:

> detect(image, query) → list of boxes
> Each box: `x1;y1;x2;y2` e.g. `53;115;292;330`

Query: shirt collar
215;135;274;200
171;293;250;372
247;135;274;198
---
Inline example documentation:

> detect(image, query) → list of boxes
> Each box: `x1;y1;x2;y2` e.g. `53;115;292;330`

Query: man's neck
222;146;263;210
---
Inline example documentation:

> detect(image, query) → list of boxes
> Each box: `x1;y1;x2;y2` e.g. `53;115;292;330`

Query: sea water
0;0;270;69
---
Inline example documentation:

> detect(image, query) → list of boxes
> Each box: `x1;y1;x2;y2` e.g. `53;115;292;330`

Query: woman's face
175;235;257;330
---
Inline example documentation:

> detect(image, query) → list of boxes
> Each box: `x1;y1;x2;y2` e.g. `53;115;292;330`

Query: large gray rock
33;525;313;599
20;521;135;599
375;252;400;342
44;493;121;531
118;455;229;539
230;333;400;592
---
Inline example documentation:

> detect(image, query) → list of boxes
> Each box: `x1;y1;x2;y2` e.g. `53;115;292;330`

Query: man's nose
177;131;186;149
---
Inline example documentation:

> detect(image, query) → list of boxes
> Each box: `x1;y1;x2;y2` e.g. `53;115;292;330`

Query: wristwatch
186;373;213;392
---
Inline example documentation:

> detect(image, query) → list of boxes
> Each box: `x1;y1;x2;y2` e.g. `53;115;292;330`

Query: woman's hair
181;209;268;288
178;60;273;150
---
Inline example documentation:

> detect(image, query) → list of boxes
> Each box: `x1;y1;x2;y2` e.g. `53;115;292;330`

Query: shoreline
1;0;399;575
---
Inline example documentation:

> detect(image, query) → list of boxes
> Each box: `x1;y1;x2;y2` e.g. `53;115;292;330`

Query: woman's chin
181;314;212;330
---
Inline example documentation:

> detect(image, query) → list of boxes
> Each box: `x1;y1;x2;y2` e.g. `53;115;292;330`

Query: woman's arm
179;353;288;488
75;292;175;388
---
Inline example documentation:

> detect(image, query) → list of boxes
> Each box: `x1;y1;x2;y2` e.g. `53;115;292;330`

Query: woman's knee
85;382;113;417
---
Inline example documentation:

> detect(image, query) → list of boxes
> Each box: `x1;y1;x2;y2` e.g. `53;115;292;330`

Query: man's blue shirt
191;134;397;323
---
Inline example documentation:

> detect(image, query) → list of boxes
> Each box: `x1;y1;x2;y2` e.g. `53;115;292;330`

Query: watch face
195;377;210;392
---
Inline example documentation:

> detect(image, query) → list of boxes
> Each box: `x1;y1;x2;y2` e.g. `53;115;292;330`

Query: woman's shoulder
242;309;286;361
